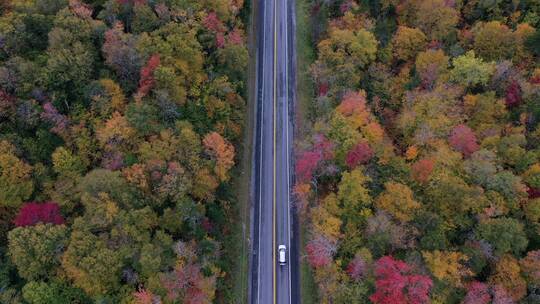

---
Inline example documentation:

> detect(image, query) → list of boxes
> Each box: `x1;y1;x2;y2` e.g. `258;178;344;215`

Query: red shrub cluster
370;256;432;304
14;202;64;227
0;90;15;120
41;102;69;137
411;158;435;183
305;235;336;268
313;134;335;161
463;282;514;304
203;12;226;34
346;141;373;168
449;124;479;157
296;150;322;183
347;255;367;281
505;80;522;107
137;54;160;97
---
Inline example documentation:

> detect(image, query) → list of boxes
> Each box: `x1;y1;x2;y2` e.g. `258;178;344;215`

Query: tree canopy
299;0;540;302
0;0;247;302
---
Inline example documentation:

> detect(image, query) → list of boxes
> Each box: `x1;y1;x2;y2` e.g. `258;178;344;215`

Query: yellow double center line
272;0;277;302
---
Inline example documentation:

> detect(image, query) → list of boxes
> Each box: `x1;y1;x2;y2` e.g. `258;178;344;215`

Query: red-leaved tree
69;0;93;18
227;28;244;46
137;54;160;98
102;22;142;89
296;151;322;183
313;134;334;161
203;12;226;34
448;124;479;157
527;186;540;199
305;234;337;268
462;282;515;304
347;255;367;281
41;102;69;137
14;202;64;227
531;74;540;85
0;90;15;121
346;141;373;168
336;91;367;117
463;282;490;304
505;80;522;108
491;285;514;304
203;12;227;48
133;288;157;304
370;256;432;304
411;158;435;183
162;263;215;304
317;82;329;96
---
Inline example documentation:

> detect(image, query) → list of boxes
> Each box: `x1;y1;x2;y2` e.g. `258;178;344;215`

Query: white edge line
284;0;292;303
257;1;266;302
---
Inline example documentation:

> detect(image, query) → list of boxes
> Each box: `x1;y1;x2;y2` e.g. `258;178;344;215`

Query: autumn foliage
0;0;247;301
346;255;368;281
411;158;435;183
300;0;540;302
296;150;322;182
505;80;522;107
462;282;491;304
162;263;215;304
370;256;432;304
41;102;69;137
448;124;479;157
13;202;64;227
203;132;235;182
336;91;367;117
133;288;155;304
137;54;160;98
346;141;373;168
306;235;336;268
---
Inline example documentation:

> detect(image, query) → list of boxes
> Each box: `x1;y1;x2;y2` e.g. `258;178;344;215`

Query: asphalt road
250;0;299;302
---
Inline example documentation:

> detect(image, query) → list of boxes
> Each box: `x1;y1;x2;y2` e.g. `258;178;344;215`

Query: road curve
249;0;298;302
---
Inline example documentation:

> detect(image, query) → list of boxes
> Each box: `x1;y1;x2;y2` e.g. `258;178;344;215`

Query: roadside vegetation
295;0;540;303
0;0;248;303
295;0;321;302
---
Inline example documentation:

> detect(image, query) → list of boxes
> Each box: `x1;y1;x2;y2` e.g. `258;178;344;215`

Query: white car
278;245;287;265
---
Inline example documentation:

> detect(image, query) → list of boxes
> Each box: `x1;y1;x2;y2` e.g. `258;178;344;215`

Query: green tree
524;198;540;223
61;229;123;297
426;172;487;229
45;8;100;99
216;43;248;84
462;92;507;135
22;280;90;304
476;217;528;256
391;26;427;61
0;140;33;207
415;49;449;87
8;224;68;280
450;51;495;89
313;27;377;97
337;168;372;226
77;169;139;209
52;146;85;178
472;21;516;61
412;0;459;42
132;3;160;34
137;22;205;104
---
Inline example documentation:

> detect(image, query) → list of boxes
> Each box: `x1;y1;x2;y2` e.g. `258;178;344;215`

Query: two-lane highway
250;0;298;302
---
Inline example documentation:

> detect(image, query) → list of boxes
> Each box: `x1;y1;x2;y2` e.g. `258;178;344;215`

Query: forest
0;0;248;303
296;0;540;303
